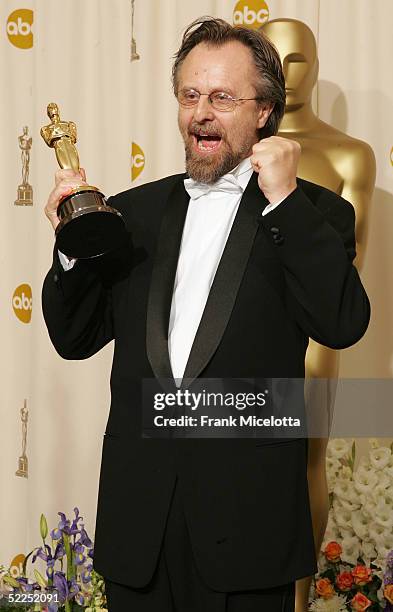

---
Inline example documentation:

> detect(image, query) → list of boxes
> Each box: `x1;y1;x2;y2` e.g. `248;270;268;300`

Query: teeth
198;139;219;150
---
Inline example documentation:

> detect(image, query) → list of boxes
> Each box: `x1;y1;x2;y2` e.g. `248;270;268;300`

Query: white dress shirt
58;156;285;385
168;156;282;384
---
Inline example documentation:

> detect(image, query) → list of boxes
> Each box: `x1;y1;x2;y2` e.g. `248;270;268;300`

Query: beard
181;121;258;184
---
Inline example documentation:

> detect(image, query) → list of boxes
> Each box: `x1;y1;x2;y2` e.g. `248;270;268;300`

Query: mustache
188;123;225;138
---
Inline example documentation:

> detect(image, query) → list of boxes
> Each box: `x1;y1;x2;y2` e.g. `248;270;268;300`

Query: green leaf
33;568;47;589
3;574;20;588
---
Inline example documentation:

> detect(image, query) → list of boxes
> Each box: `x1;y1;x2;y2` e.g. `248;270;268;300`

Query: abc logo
9;554;26;578
131;142;145;181
6;9;34;49
233;0;269;30
12;284;32;324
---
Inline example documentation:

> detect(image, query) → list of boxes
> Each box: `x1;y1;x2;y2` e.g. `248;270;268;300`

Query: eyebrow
180;85;236;96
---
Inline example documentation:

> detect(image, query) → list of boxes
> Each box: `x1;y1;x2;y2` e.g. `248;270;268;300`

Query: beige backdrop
0;0;392;569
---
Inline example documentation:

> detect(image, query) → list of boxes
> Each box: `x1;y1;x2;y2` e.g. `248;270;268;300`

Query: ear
257;103;274;129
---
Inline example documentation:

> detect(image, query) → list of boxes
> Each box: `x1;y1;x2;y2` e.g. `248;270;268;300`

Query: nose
193;94;215;122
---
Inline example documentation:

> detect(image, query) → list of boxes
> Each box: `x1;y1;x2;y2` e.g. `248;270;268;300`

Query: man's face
176;41;272;184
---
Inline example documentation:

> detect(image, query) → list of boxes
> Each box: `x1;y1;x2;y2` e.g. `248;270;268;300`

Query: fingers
54;168;86;186
46;170;88;231
250;156;262;173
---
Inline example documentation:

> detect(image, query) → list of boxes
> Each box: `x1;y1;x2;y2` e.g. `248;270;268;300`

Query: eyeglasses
177;88;261;112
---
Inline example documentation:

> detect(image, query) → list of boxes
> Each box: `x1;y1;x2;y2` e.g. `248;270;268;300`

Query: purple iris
32;544;51;563
80;569;92;584
50;527;62;540
16;577;38;592
57;512;70;533
53;572;68;602
75;592;85;606
68;577;79;597
74;551;86;566
78;528;93;548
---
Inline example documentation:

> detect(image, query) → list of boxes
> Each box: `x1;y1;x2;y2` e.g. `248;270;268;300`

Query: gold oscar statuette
15;399;28;478
40;103;126;258
131;0;140;61
15;126;33;206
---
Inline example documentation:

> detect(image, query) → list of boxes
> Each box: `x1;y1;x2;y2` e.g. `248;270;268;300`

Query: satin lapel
182;172;269;387
146;176;189;380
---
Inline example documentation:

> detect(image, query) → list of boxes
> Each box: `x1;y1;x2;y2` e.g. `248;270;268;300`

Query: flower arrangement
310;540;382;610
309;438;393;610
0;508;106;611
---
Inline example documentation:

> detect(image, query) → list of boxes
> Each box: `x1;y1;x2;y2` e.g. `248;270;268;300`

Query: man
42;17;370;612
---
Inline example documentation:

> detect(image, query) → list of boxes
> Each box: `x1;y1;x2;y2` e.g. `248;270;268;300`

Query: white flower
333;479;360;512
309;594;348;611
374;502;393;529
340;536;361;565
377;585;386;605
369;521;389;545
351;509;369;540
371;481;392;506
326;456;344;490
361;541;377;562
369;446;391;470
327;439;350;459
317;553;329;572
375;549;393;569
358;455;371;470
385;454;393;479
340;466;352;480
323;522;340;546
333;500;353;531
339;526;356;539
354;466;378;494
361;498;377;518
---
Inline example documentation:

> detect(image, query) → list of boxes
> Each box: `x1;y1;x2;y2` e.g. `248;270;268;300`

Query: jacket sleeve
259;185;370;349
41;247;114;360
41;193;133;360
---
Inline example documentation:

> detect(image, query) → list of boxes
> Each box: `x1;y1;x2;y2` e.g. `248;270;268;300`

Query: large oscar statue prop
262;19;375;612
41;103;125;258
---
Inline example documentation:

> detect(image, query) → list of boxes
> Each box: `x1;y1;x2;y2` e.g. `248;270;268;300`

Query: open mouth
192;133;222;153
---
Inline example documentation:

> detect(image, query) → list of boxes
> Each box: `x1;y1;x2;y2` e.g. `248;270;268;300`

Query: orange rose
350;592;372;610
336;571;354;591
351;565;372;586
315;578;335;599
384;584;393;604
324;541;342;562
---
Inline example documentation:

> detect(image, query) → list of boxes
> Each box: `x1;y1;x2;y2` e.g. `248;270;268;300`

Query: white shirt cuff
58;250;77;271
261;196;286;216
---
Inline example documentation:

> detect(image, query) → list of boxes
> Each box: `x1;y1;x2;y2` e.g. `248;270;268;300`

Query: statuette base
15;456;28;478
55;187;126;259
15;184;33;206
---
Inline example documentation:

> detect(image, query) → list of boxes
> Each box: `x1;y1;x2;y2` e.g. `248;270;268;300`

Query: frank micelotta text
153;414;301;428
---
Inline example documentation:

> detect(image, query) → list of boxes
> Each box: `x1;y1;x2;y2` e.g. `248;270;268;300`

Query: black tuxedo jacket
42;172;370;592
